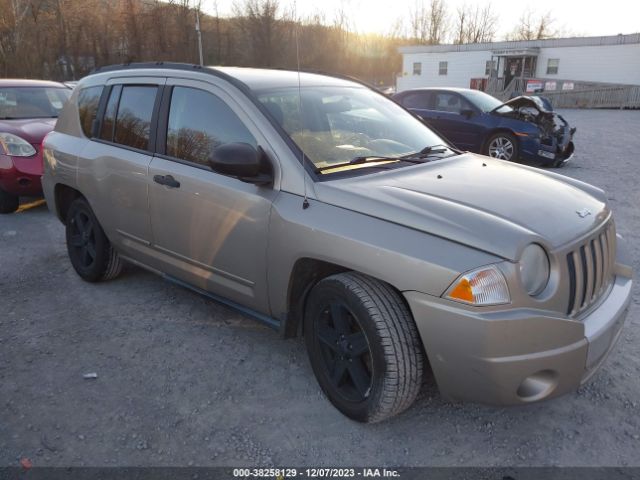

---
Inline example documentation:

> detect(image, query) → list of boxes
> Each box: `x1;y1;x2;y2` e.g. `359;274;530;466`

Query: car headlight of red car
0;132;36;157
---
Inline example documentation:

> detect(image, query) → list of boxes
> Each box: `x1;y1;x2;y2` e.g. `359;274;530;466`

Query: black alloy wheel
314;301;373;402
305;272;424;423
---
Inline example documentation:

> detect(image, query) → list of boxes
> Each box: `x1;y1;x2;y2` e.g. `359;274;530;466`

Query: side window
77;86;103;137
402;92;431;109
433;92;467;113
166;86;256;167
546;58;559;75
433;92;464;113
412;62;422;76
99;85;121;141
113;85;158;150
438;61;448;75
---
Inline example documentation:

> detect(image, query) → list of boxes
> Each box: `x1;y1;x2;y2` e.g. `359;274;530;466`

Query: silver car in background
42;64;633;422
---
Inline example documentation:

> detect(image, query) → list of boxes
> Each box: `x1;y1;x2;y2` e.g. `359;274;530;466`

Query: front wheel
485;132;519;161
0;187;19;214
65;197;123;282
304;272;424;423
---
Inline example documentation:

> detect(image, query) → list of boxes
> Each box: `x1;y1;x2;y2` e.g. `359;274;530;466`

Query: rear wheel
65;197;123;282
485;132;518;161
0;187;19;214
304;272;424;423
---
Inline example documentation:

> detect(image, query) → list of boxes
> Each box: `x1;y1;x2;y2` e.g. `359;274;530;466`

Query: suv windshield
257;86;446;171
0;87;71;119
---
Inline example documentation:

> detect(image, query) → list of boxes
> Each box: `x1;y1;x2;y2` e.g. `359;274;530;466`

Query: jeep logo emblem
576;208;592;218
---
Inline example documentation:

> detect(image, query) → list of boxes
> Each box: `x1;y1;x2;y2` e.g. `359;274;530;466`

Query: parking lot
1;108;639;468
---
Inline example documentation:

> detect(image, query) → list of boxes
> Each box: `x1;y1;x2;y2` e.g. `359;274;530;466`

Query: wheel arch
283;257;414;339
53;183;85;223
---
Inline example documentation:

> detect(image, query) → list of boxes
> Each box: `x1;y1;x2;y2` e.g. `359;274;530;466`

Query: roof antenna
294;12;310;210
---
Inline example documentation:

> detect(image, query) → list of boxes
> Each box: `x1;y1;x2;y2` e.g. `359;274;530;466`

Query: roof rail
89;61;254;98
91;61;206;74
91;62;375;91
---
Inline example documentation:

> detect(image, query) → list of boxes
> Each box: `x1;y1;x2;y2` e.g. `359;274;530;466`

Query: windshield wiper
401;144;460;159
316;145;459;173
317;156;402;172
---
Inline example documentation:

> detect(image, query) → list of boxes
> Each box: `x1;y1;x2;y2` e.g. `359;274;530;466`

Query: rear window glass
113;86;157;150
0;87;70;119
77;86;103;137
401;92;431;109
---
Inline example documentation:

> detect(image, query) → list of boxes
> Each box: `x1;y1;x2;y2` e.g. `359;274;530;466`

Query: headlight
445;265;510;306
519;244;550;296
0;132;36;157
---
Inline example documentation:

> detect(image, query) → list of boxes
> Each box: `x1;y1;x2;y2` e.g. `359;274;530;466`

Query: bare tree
506;9;560;41
452;2;498;44
233;0;285;67
408;0;448;45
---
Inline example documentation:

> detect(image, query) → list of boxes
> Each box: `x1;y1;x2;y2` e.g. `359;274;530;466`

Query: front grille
566;222;616;316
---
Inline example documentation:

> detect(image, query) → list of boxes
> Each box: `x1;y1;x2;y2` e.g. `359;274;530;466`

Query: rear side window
166;86;256;166
113;86;158;150
100;85;121;141
77;86;103;138
401;92;431;109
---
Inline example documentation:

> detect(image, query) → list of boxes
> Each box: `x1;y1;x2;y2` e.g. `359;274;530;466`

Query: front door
428;91;482;150
147;79;277;313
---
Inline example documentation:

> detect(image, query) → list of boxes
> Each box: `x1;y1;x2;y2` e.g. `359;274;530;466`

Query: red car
0;79;71;213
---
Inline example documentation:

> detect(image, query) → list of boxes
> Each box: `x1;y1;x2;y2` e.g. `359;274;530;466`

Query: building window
439;61;448;75
412;62;422;75
485;60;496;76
546;58;559;75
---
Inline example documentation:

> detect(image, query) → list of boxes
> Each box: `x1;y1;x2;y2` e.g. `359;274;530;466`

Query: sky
203;0;640;40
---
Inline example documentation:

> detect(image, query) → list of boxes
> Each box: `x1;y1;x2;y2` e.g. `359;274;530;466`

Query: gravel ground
1;109;639;468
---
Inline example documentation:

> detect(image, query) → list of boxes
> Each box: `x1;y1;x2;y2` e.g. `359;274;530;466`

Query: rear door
146;78;278;313
76;77;165;259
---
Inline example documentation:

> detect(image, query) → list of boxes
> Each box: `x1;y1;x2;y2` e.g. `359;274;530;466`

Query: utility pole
195;8;204;66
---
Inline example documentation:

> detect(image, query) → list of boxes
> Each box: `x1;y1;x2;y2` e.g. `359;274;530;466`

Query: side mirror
460;108;475;119
208;143;273;186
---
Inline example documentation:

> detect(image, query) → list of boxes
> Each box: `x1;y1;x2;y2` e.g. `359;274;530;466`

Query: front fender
266;191;500;320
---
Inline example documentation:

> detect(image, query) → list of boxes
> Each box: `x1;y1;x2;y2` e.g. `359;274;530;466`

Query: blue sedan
392;87;575;167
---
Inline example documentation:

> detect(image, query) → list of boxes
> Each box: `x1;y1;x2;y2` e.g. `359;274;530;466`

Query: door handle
153;174;180;188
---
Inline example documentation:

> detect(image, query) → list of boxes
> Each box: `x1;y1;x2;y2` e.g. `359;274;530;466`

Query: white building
397;33;640;93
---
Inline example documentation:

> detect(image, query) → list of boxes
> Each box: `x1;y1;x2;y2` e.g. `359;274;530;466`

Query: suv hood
0;118;56;144
492;95;552;114
315;154;608;261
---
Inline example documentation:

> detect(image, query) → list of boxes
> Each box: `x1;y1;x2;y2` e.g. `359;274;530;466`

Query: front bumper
404;273;632;405
521;117;576;166
0;149;44;196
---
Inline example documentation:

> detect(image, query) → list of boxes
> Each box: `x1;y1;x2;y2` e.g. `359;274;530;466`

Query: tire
304;272;424;423
0;187;19;214
485;132;519;162
65;197;123;282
